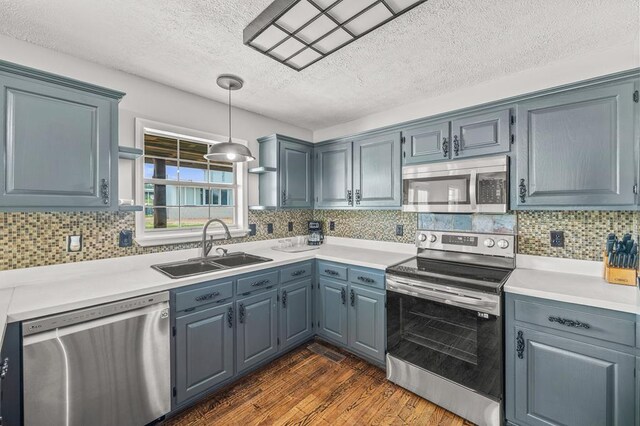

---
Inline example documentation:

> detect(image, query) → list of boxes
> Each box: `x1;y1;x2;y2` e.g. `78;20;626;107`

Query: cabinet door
279;140;313;208
516;82;636;207
279;279;313;350
348;284;385;362
353;132;402;207
236;289;278;373
175;302;234;405
315;142;353;208
402;121;451;164
0;73;116;209
450;108;511;159
514;327;636;426
318;278;348;345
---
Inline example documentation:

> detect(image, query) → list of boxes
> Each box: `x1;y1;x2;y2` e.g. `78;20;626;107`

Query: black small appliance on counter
308;221;324;245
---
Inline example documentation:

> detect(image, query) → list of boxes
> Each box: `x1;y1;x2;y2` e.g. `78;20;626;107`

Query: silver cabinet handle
195;291;220;302
100;179;109;205
0;357;8;379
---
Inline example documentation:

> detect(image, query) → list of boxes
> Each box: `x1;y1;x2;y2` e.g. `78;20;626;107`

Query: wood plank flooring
165;341;473;426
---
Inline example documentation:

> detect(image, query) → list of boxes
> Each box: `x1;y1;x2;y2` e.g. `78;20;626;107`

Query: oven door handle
387;279;499;315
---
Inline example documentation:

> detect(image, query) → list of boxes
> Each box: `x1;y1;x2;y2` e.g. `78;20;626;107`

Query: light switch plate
119;230;133;247
329;221;335;231
396;225;404;236
267;223;274;234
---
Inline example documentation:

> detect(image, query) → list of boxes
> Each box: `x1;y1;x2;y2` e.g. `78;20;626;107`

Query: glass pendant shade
204;74;255;163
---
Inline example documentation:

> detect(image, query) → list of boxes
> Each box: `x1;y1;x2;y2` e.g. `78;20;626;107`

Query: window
134;119;248;246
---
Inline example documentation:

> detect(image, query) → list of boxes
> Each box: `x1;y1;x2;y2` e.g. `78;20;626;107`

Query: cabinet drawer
348;267;384;290
318;261;348;281
237;270;279;294
281;262;312;283
175;280;233;312
515;299;636;347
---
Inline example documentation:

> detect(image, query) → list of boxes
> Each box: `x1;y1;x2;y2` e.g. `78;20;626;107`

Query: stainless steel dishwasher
22;292;171;426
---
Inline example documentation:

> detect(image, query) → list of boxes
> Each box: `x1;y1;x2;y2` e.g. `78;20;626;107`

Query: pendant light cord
228;86;232;143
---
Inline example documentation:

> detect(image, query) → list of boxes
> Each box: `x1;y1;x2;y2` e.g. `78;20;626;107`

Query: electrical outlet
249;224;257;236
550;231;564;248
329;221;335;231
396;225;404;236
288;221;293;232
267;223;274;234
67;235;82;252
119;230;133;247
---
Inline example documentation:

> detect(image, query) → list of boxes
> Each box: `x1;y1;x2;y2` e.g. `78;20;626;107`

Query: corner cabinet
315;132;402;209
0;60;125;211
505;293;638;426
250;134;313;210
515;80;638;209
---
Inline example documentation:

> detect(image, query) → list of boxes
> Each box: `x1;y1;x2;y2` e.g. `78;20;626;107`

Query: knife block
603;251;637;286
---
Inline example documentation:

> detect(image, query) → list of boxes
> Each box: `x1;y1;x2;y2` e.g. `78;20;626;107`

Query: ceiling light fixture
204;75;256;163
244;0;427;71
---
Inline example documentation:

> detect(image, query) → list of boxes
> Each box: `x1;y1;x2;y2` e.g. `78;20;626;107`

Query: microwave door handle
469;170;477;212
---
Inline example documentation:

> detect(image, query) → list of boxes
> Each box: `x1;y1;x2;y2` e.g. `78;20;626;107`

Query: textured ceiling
0;0;638;131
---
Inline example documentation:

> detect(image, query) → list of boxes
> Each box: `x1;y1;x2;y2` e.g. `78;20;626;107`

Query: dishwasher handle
23;292;170;337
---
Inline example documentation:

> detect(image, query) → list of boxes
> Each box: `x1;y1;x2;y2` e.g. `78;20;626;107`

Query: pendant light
204;74;255;163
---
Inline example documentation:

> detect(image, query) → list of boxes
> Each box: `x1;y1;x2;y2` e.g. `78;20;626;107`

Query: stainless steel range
385;230;515;426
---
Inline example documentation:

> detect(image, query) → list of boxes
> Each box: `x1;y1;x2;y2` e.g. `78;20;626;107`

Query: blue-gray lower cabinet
506;293;638;426
348;284;385;362
513;326;636;426
279;278;313;350
236;289;279;373
174;302;234;405
318;277;349;345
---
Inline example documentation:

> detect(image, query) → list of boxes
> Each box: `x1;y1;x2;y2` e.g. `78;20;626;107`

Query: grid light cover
244;0;427;71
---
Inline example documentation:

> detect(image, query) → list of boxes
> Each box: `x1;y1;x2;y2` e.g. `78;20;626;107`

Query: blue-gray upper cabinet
402;121;450;164
515;81;637;208
318;277;349;345
513;326;636;426
0;61;124;211
353;132;402;207
450;108;511;159
236;289;278;373
174;302;234;405
348;284;385;362
279;278;313;350
314;141;353;208
279;138;313;208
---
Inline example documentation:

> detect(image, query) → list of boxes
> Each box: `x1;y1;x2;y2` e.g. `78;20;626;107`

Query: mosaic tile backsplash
1;209;637;270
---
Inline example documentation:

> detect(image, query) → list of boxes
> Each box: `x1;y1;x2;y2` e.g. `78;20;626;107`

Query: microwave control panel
477;175;507;204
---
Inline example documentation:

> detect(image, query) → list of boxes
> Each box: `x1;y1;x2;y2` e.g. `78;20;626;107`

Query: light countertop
506;255;640;315
0;237;414;344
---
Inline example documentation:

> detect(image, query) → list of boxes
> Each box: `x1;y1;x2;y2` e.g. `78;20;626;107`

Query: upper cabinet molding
316;68;640;146
0;59;125;100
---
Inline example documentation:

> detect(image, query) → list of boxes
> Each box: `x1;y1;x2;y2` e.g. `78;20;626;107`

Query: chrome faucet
201;219;232;258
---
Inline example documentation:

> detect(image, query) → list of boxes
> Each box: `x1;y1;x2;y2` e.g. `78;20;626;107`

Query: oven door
386;276;503;401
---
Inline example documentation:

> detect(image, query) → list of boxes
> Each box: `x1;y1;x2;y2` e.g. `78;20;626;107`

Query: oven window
403;175;470;205
387;290;502;400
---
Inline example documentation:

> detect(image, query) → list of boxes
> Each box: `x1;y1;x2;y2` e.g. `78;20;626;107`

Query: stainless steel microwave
402;155;508;213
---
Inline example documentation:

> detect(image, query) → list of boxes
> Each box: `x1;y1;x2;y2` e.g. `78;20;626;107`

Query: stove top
386;256;513;294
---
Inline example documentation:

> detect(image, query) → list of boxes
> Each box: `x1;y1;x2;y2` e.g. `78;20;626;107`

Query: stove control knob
483;238;495;248
428;234;437;243
497;239;510;249
418;233;427;242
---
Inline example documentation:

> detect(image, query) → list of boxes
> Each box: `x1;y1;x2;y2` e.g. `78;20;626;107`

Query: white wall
0;35;313;204
313;41;640;142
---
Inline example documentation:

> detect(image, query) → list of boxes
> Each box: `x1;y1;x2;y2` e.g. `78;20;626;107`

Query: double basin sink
152;252;273;279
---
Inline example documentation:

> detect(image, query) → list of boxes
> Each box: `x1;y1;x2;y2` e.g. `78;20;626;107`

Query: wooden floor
166;341;472;426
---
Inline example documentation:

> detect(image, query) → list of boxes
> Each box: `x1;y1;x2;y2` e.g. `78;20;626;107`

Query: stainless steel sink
211;253;272;268
151;252;272;279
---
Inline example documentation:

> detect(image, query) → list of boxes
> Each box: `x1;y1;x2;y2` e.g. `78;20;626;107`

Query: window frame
134;118;249;247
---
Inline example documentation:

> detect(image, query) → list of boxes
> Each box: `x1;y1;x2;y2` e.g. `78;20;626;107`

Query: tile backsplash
0;210;312;271
1;208;637;271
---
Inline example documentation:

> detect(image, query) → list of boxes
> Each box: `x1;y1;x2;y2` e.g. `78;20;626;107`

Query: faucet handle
216;247;228;257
